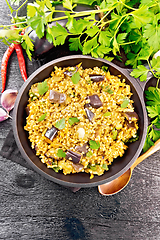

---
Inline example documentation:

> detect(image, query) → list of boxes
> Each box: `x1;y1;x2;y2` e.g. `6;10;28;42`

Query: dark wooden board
1;1;160;239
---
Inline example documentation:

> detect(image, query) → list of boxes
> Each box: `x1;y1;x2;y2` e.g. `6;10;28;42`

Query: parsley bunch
0;0;160;68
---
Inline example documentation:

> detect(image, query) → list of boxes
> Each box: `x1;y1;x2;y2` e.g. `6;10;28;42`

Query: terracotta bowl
13;55;148;188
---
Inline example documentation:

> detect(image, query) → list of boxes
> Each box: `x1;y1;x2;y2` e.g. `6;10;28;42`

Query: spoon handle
131;138;160;171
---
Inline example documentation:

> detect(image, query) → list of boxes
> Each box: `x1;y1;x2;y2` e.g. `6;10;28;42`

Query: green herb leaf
68;117;80;126
130;65;149;82
71;71;81;84
104;112;111;117
55;118;66;130
89;140;100;150
112;128;117;140
146;105;160;118
102;163;109;170
53;166;60;173
86;151;93;157
87;164;97;171
121;98;129;108
145;87;160;106
143;134;154;152
38;113;47;122
37;80;49;95
56;149;66;158
105;86;114;94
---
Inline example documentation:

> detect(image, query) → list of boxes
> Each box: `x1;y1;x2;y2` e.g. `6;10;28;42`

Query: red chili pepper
14;44;27;82
1;43;15;93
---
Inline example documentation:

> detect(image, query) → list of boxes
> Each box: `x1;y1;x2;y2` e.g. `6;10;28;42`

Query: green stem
5;0;13;14
16;0;29;12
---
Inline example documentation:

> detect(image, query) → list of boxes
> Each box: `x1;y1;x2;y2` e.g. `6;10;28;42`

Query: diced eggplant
25;106;30;116
66;150;81;163
126;121;136;129
87;94;103;109
44;126;58;141
75;143;88;154
72;163;84;172
49;90;66;104
89;74;105;82
124;112;139;122
63;67;78;76
85;108;95;121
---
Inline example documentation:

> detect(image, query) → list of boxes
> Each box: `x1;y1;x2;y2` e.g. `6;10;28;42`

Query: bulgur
24;64;139;178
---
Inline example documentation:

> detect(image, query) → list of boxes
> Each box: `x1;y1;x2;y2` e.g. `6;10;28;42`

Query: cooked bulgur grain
24;65;139;178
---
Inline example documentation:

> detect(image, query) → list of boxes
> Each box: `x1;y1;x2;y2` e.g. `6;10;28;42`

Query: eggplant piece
89;74;105;82
126;121;136;129
49;90;66;104
124;112;139;122
28;4;99;58
85;108;95;121
44;126;58;141
66;150;81;163
87;94;103;109
25;106;30;116
75;143;88;154
63;67;78;76
72;163;84;172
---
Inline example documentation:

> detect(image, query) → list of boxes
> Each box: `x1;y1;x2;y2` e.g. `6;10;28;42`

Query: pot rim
13;55;148;188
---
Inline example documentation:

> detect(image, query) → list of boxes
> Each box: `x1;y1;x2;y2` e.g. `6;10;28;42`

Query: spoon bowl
98;138;160;195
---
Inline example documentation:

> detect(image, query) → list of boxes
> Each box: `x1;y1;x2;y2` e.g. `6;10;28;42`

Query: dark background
0;1;160;239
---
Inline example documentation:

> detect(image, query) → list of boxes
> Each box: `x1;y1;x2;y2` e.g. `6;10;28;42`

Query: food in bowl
24;64;139;178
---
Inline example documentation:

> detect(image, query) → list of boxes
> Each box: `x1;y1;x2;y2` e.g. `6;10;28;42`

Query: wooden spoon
98;138;160;196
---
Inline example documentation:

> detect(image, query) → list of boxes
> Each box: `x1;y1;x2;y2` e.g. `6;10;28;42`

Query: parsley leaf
56;149;66;158
146;105;160;118
112;128;117;140
89;140;100;150
68;117;80;126
145;87;160;106
143;133;154;153
105;86;114;94
130;65;149;82
55;118;66;130
38;113;47;122
102;163;109;170
71;71;81;84
104;112;111;117
121;98;129;108
37;81;49;95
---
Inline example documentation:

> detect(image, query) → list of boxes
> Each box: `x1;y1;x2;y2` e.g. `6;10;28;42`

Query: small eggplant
28;4;99;59
66;150;81;163
44;126;58;141
86;94;103;109
49;90;66;104
89;74;105;82
85;108;95;121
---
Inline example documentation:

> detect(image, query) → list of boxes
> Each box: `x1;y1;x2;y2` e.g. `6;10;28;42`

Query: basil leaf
38;113;47;122
121;98;129;108
71;71;81;84
38;80;49;95
89;140;100;150
68;117;80;126
55;118;65;129
56;149;66;158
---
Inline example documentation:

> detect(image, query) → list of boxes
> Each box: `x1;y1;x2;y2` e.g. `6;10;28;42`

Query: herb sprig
1;0;160;71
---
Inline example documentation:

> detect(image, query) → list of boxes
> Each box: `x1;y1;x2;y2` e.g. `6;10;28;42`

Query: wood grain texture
0;1;160;239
